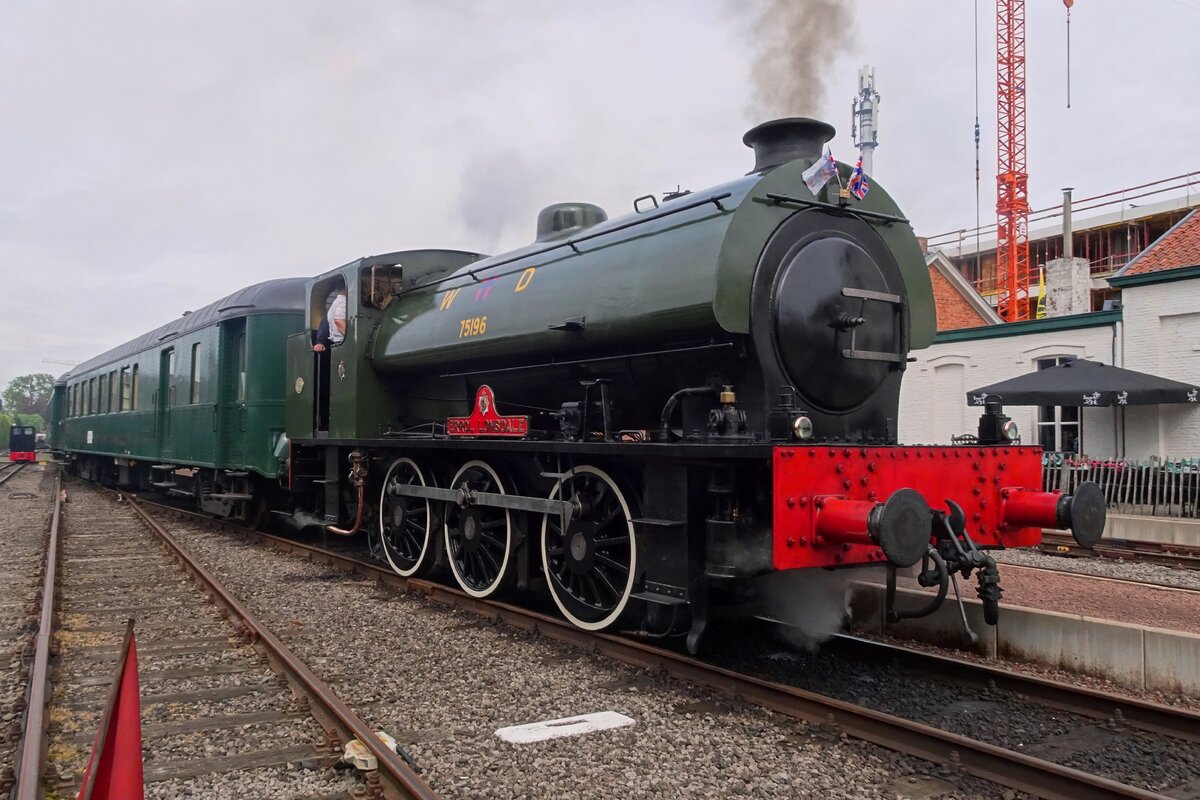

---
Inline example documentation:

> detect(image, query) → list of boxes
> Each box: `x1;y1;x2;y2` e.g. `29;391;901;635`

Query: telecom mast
851;66;880;175
996;0;1031;321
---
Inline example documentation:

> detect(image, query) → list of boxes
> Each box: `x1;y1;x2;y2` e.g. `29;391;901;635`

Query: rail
132;497;1172;800
121;496;440;800
0;461;27;486
1039;531;1200;571
828;636;1200;743
12;473;61;800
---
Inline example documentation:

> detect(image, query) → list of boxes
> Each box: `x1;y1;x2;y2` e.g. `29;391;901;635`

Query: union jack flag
848;156;869;200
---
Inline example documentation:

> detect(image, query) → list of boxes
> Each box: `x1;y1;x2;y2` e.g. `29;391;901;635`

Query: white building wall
899;324;1119;457
1118;277;1200;460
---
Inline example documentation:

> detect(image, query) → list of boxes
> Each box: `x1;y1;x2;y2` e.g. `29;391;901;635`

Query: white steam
755;568;866;651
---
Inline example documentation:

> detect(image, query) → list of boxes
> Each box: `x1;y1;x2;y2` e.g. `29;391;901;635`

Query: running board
630;590;688;607
207;493;253;501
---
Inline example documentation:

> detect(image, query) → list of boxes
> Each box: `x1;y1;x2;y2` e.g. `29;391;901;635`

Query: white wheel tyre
444;459;514;598
541;465;637;631
379;457;436;578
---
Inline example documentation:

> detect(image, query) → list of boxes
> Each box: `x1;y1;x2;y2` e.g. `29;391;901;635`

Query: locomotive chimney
743;117;837;173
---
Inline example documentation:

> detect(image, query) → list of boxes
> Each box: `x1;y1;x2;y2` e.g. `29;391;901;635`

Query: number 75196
459;316;488;338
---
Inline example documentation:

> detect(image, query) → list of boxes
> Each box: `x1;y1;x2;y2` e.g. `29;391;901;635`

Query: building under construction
925;175;1198;317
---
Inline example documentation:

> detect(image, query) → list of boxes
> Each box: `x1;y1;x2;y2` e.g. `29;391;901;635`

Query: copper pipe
327;482;364;536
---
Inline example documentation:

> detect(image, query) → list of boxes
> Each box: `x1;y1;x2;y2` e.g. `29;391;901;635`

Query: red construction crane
995;0;1031;321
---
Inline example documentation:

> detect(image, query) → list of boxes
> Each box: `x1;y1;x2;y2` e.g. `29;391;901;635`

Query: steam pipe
326;483;364;537
327;450;368;537
657;386;717;441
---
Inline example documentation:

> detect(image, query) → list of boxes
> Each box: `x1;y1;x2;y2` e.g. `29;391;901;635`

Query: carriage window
236;333;247;402
108;371;117;411
68;385;74;417
98;375;107;413
131;364;140;410
84;379;92;415
190;343;202;403
119;368;130;411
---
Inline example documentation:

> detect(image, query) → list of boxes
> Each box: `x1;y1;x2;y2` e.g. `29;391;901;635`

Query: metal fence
1041;453;1200;519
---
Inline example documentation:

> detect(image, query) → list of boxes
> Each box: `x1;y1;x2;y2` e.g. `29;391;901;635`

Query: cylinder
815;498;878;545
1002;489;1066;530
814;489;931;568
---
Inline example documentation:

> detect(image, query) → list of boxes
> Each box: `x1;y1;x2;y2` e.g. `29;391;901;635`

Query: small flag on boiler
802;147;838;195
848;156;869;200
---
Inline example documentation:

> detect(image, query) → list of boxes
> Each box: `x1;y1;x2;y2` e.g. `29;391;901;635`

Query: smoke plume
744;0;852;119
456;147;541;251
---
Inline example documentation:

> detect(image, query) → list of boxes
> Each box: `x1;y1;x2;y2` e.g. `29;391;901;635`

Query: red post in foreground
77;619;143;800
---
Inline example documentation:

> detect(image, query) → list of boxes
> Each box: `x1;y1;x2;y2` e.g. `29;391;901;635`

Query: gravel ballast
0;465;55;793
146;497;1016;800
706;625;1200;795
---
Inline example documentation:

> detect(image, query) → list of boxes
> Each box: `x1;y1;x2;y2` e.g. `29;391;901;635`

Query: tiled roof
1116;209;1200;277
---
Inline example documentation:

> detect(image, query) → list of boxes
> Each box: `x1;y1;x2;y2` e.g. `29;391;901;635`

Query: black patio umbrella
966;359;1200;408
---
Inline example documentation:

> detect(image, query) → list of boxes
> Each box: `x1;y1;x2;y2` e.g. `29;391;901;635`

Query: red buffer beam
996;0;1031;321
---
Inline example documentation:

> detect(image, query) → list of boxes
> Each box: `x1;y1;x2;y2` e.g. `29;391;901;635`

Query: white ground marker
495;711;635;744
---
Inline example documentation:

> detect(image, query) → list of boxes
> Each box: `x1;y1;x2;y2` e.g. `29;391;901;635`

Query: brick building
926;251;1001;331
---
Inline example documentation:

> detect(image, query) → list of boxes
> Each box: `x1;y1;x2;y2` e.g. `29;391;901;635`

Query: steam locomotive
51;118;1105;651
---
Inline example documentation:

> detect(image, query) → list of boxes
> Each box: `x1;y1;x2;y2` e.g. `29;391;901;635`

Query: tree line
1;372;54;435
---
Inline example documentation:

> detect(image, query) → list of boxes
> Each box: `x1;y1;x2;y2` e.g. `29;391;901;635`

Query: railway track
1001;558;1200;594
1040;531;1200;571
10;473;437;800
0;463;50;798
0;460;27;485
127;491;1192;800
823;635;1200;742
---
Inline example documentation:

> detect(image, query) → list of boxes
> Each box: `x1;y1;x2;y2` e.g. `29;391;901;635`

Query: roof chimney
743;117;836;173
1062;187;1074;259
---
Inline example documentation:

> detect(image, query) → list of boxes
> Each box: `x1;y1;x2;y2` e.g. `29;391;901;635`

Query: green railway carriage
52;278;306;518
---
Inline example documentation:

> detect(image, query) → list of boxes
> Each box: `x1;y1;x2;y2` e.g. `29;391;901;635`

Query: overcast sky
2;0;1198;391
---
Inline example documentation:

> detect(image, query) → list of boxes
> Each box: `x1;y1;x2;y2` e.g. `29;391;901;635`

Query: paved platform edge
848;581;1200;696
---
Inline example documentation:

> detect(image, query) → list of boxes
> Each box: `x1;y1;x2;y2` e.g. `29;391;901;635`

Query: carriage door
220;320;247;467
157;347;176;458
